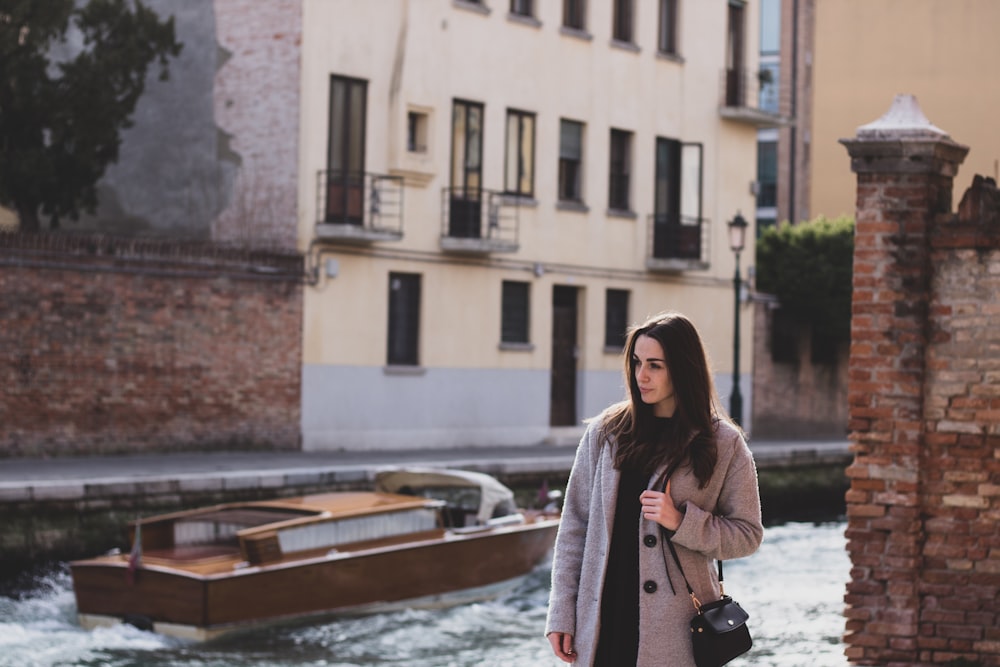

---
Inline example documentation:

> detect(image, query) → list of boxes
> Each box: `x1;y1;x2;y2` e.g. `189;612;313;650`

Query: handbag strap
661;532;704;613
655;466;727;615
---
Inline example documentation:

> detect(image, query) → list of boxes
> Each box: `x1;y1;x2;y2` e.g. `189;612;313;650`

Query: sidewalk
0;438;851;502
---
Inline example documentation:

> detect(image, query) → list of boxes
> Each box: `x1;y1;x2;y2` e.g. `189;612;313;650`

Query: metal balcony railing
440;187;519;253
647;213;709;270
719;68;788;127
315;171;403;240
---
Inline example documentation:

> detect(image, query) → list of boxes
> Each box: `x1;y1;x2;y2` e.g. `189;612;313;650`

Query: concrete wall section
83;1;224;238
579;368;625;424
74;0;301;249
752;302;849;439
301;365;552;450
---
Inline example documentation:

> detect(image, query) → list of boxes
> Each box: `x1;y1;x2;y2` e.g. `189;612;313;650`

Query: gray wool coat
545;415;764;667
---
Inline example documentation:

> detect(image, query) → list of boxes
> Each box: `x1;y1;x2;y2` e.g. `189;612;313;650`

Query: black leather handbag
654;461;752;667
687;563;752;667
663;541;753;667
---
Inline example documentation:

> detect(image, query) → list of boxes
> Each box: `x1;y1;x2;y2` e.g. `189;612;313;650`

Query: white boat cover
374;468;516;525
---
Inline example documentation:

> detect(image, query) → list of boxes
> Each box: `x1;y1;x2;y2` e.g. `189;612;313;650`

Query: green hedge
755;216;855;342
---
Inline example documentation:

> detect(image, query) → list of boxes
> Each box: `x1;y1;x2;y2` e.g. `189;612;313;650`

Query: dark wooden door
550;286;578;426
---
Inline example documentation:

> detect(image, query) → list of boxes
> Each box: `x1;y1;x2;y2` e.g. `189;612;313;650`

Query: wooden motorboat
69;468;560;640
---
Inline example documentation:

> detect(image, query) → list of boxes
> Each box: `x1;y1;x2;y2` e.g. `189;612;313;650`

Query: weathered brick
0;234;303;457
842;108;1000;665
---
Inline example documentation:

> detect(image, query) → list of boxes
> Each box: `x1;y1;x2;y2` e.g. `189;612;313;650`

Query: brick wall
841;96;999;666
752;301;850;439
0;233;303;457
211;0;302;248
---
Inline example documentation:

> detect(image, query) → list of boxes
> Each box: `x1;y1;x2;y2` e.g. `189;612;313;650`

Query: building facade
297;0;765;451
810;0;1000;221
753;0;813;230
2;1;768;454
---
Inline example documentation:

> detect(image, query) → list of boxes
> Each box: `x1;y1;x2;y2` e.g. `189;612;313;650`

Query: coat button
644;534;657;547
643;580;657;594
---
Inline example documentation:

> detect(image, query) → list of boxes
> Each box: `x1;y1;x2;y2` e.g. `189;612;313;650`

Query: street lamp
727;212;748;426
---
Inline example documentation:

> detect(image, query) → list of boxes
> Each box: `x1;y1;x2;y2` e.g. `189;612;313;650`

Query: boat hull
71;520;557;639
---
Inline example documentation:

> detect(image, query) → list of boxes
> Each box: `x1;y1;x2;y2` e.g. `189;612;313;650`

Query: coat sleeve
544;422;598;636
670;425;763;561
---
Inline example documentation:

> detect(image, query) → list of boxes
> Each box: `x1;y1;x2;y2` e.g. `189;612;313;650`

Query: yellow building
298;0;772;451
810;0;999;219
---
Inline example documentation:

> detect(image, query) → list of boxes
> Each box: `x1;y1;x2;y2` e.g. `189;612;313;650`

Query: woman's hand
547;631;577;663
640;480;683;531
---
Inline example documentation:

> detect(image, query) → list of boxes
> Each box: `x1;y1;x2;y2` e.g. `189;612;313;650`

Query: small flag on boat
537;478;549;507
125;519;142;585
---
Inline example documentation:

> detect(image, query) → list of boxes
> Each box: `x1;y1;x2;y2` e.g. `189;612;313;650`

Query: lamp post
727;212;748;426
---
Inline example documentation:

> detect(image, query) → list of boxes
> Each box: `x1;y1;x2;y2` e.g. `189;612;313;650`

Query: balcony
315;171;404;243
440;187;519;254
718;68;789;128
646;213;710;272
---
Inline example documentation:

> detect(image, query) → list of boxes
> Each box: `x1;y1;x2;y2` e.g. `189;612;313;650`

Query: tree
0;0;181;231
755;215;855;342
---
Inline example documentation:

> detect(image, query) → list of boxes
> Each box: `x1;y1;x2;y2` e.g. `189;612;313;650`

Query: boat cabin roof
374;468;516;524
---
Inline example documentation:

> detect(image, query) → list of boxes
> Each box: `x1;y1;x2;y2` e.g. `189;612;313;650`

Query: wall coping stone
840;95;969;176
856;94;949;140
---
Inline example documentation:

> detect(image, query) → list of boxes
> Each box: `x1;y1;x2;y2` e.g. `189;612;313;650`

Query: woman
545;312;763;666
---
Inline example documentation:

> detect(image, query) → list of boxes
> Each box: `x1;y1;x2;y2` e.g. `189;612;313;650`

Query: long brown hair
598;312;726;487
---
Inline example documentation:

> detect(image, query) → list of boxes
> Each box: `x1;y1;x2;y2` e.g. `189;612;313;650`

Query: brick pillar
840;95;969;665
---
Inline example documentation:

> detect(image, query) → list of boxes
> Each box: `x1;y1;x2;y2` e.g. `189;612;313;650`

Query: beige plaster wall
810;0;1000;219
297;0;762;445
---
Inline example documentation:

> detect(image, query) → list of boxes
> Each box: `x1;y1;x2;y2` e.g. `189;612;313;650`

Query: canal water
0;521;849;667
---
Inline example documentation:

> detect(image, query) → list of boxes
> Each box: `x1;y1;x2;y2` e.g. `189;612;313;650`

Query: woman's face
633;334;676;417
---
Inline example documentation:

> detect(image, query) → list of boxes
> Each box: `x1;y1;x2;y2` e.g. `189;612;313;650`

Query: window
407;110;428;153
653;137;703;259
759;0;781;113
756;139;777;209
449;99;484;238
612;0;634;43
604;289;629;349
758;62;780;113
563;0;585;30
608;129;632;211
658;0;678;55
501;281;530;344
387;272;421;366
326;75;367;224
510;0;533;17
725;0;746;106
558;119;584;202
505;109;535;198
760;0;781;54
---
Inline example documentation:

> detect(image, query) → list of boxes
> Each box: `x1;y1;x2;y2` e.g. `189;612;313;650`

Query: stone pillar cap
856;94;949;140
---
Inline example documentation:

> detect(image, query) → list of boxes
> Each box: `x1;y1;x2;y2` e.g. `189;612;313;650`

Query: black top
594;416;674;666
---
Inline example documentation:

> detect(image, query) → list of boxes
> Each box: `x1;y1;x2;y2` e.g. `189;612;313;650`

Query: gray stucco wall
302;365;553;450
75;0;301;248
80;2;228;238
301;365;750;451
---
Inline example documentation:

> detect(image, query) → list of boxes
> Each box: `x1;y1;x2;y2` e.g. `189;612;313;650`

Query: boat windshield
375;469;517;526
